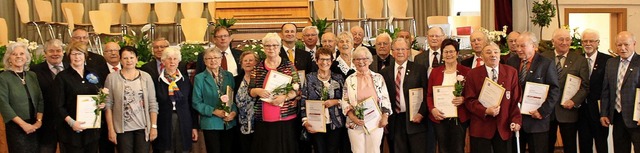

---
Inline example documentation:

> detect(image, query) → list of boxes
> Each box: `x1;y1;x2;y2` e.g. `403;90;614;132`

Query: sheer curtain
409;0;449;36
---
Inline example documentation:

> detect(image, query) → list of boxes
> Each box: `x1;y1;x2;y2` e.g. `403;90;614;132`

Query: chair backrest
127;3;151;24
155;2;177;23
61;3;85;24
64;8;75;33
99;3;123;25
427;16;449;25
314;0;335;20
467;16;481;31
34;0;53;22
339;0;359;19
89;10;111;34
388;0;408;17
0;18;8;46
181;18;208;42
363;0;383;18
208;2;216;20
15;0;31;24
181;2;204;19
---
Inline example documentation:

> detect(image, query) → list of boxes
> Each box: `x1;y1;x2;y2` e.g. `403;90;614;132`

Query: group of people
1;21;639;153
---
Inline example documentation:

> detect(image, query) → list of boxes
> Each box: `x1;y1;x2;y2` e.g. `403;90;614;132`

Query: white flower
194;52;199;55
245;44;249;47
131;30;137;37
456;75;465;82
292;83;300;91
141;24;152;33
101;88;110;95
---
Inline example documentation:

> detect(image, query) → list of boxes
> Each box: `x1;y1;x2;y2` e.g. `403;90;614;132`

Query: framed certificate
433;86;457;118
561;74;581;105
633;89;640;121
261;70;293;104
305;100;327;133
409;88;424;120
360;97;381;134
478;78;506;108
76;95;101;129
520;82;550;115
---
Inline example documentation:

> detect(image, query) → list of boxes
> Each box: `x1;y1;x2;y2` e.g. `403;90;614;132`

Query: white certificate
433;86;457;118
561;74;581;105
298;70;306;87
361;97;382;133
305;100;327;133
76;95;101;129
520;82;550;115
260;71;293;104
478;78;506;108
409;88;424;120
633;89;640;121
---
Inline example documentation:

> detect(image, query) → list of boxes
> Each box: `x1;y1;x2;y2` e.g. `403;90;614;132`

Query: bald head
470;31;488;54
321;32;337;51
616;31;637;59
507;31;520;51
552;28;571;54
350;26;365;47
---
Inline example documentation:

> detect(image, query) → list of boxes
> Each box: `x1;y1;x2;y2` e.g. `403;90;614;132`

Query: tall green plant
530;0;556;39
312;18;333;40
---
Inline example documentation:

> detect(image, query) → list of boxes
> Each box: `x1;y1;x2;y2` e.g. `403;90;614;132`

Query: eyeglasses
353;58;368;61
393;48;410;51
104;49;119;53
72;36;89;40
303;34;318;37
215;35;230;39
70;52;84;56
582;40;599;44
317;58;332;62
376;42;390;46
152;46;169;49
204;56;222;60
264;44;279;48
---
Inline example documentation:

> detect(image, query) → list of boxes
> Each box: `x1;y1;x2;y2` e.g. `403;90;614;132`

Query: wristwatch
151;124;158;129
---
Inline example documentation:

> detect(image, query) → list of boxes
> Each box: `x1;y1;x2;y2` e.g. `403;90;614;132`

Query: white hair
161;47;182;61
3;42;32;71
302;26;319;34
582;28;600;40
262;33;282;46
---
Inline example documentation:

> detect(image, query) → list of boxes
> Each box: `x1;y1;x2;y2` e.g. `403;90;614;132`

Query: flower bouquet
118;24;152;67
217;94;232;126
453;75;465;97
480;26;510;55
353;102;370;134
91;88;109;127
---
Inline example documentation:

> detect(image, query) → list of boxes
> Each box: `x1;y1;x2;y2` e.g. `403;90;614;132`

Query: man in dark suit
542;29;590;153
140;38;188;82
64;28;110;83
279;23;313;73
577;29;612;153
31;39;68;153
196;26;242;76
414;26;445;77
351;26;376;55
464;42;522;153
506;32;560;153
600;31;640;153
381;38;429;153
461;31;489;69
370;33;395;73
302;26;320;60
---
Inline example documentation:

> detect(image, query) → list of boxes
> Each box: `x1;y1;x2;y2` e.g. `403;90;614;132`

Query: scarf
163;70;183;103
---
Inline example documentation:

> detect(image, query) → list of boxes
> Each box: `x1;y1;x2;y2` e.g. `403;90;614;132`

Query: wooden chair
363;0;386;37
16;0;54;44
467;16;482;31
61;3;92;28
388;0;416;35
126;3;151;26
208;2;217;20
89;10;122;55
451;16;468;36
0;18;8;46
99;3;123;26
314;0;337;32
181;18;208;43
426;16;449;25
181;2;204;19
64;8;75;39
153;2;178;42
339;0;362;31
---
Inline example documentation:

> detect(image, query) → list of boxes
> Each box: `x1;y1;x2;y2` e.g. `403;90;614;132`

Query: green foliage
354;103;368;120
377;28;401;39
295;40;305;50
118;30;152;64
312;18;333;40
0;45;5;69
214;18;237;29
238;40;266;60
180;44;205;63
531;0;556;38
320;87;329;101
31;53;45;65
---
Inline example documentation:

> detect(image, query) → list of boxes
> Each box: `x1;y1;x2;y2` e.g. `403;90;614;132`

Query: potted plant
530;0;556;39
311;18;333;40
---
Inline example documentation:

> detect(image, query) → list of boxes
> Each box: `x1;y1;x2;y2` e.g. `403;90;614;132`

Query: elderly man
504;31;520;61
577;29;612;153
302;26;320;60
369;33;394;73
351;26;376;55
195;26;242;75
542;28;590;153
103;42;121;73
381;38;429;153
506;32;560;153
600;31;640;153
140;37;188;81
414;27;446;77
397;30;422;62
279;23;313;73
461;31;489;68
30;39;68;153
321;32;338;59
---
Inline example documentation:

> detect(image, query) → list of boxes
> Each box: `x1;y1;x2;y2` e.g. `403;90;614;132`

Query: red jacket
464;64;522;140
427;64;471;123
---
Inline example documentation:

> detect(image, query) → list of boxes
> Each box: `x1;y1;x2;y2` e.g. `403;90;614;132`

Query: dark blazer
541;50;590;123
464;64;522;140
414;48;444;71
426;64;470;123
30;62;69;130
195;47;243;75
280;47;313;74
506;53;560;133
369;55;394;73
330;60;355;80
139;59;189;83
584;52;612;122
601;53;640;128
380;61;428;134
63;52;109;83
54;68;102;146
153;73;198;151
460;57;474;68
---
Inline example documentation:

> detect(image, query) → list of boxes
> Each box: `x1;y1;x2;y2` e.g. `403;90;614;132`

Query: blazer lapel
526;54;542;81
622;54;640;85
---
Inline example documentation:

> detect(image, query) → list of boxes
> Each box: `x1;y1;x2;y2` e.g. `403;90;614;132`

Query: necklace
14;71;26;85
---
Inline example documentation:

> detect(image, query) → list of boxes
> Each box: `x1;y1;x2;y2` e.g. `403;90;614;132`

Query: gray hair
519;32;539;48
428;26;446;36
392;38;411;50
352;46;372;63
376;32;392;42
262;33;282;46
582;28;600;40
552;28;571;40
161;47;182;61
44;39;64;52
483;41;501;51
203;46;223;57
3;42;32;71
337;31;354;44
302;26;319;34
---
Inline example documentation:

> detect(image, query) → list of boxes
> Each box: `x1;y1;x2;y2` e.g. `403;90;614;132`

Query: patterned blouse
300;72;345;130
248;59;301;122
340;70;392;129
236;79;255;134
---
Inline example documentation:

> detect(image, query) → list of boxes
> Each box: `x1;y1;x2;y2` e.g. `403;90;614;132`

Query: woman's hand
271;95;287;106
150;128;158;141
324;99;339;108
347;112;364;126
108;130;118;144
192;129;199;141
33;120;42;129
223;112;236;122
71;121;86;132
378;114;389;128
431;108;446;121
304;122;316;134
451;97;464;107
19;123;37;134
213;109;227;118
255;88;271;98
97;103;106;110
485;106;501;117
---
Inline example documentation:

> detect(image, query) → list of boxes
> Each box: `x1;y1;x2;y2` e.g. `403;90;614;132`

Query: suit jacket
139;59;189;83
280;47;313;74
414;48;444;71
584;52;612;122
541;50;590;123
381;61;428;134
464;64;522;140
426;64;470;123
506;53;560;133
0;71;44;123
601;53;640;128
370;55;394;73
195;48;243;75
30;62;70;129
460;57;474;68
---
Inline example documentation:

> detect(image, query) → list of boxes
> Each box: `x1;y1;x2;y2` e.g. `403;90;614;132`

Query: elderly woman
427;39;471;153
152;47;198;153
234;51;259;153
0;42;44;152
248;33;301;153
331;31;356;79
104;46;159;153
341;47;392;153
193;47;237;153
301;47;345;153
54;42;106;152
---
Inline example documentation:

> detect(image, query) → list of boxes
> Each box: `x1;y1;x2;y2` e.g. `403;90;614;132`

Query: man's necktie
53;65;62;76
556;55;564;75
492;68;498;82
519;60;528;85
221;51;228;70
432;52;439;68
616;59;629;112
113;66;119;72
395;66;403;113
475;58;483;68
288;49;295;64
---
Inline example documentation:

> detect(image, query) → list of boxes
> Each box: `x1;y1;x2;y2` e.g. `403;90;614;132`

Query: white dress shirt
394;61;408;112
107;63;122;73
222;47;239;76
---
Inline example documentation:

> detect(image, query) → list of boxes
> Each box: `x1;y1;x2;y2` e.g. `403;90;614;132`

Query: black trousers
60;140;99;153
612;111;640;153
6;120;39;153
251;120;298;153
310;126;343;153
434;119;467;153
116;129;149;153
390;113;428;153
38;122;58;153
425;119;436;153
577;106;609;153
548;119;577;153
470;131;512;153
514;131;548;153
203;129;234;153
